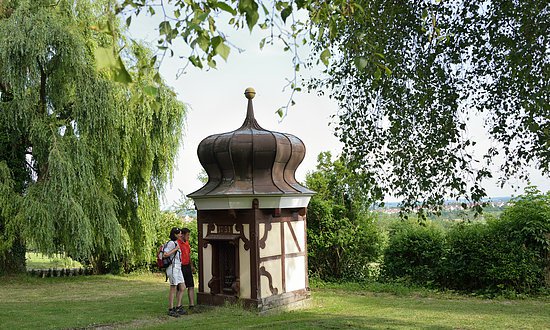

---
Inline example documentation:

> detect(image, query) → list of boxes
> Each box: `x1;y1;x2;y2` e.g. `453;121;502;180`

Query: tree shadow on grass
246;315;456;330
146;312;457;330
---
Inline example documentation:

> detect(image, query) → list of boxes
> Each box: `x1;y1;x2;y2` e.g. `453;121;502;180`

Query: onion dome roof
189;88;314;198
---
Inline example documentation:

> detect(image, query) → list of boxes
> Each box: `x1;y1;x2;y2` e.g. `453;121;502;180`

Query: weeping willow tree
0;0;186;274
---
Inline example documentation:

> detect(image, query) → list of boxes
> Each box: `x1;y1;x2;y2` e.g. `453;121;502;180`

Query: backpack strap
164;241;174;282
168;241;177;265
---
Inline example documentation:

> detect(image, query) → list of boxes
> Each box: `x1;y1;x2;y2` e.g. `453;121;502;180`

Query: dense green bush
306;152;384;280
441;222;489;290
381;221;446;286
385;187;550;293
498;187;550;261
443;221;542;292
479;187;549;292
307;197;383;280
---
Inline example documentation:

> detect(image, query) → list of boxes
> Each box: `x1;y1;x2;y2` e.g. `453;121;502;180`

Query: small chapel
188;88;314;311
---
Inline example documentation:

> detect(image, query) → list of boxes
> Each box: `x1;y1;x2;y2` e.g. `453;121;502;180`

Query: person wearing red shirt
177;227;195;309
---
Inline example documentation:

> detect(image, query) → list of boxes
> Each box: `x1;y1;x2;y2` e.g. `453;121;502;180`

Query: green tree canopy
305;152;383;280
310;0;549;212
121;0;548;213
0;0;186;273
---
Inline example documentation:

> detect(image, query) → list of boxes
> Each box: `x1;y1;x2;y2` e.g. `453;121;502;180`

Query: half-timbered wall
197;206;309;309
257;210;307;299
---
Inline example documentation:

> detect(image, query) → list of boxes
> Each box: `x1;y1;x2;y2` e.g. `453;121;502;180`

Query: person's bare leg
176;283;184;307
188;287;195;306
168;286;176;309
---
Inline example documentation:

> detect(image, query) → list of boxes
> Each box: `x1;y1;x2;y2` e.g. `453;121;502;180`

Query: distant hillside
378;196;511;209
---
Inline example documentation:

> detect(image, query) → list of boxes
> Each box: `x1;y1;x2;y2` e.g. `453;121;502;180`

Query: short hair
169;227;182;241
182;227;190;235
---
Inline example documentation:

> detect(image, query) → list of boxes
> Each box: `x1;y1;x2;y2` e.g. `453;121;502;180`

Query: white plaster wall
202;224;213;292
202;244;212;292
285;255;306;292
238;224;251;299
284;221;305;254
259;223;281;258
259;259;282;299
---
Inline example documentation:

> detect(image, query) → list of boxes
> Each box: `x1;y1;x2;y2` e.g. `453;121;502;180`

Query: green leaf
246;9;259;31
159;21;171;36
318;26;325;40
259;37;266;50
295;0;307;9
211;36;223;48
197;35;210;52
238;0;252;12
143;85;159;97
153;72;162;84
320;48;331;66
276;108;284;118
207;58;217;68
188;55;203;68
208;16;216;33
239;0;259;31
373;67;381;80
150;55;157;67
422;8;428;20
211;37;229;60
94;46;118;70
114;56;133;83
195;11;209;22
216;2;237;15
93;43;133;84
353;56;369;71
352;2;365;13
215;42;230;61
281;6;292;23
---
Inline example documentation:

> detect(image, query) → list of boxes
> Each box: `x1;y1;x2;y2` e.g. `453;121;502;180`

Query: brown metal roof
188;88;314;198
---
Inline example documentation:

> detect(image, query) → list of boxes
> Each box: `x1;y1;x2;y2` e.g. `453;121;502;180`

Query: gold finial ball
244;87;256;99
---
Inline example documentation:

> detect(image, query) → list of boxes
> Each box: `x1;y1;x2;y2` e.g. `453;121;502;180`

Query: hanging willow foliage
0;0;186;272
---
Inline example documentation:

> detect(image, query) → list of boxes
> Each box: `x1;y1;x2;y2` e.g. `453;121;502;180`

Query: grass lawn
0;273;549;329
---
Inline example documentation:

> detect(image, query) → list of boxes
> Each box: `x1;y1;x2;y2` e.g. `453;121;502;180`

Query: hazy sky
128;12;549;209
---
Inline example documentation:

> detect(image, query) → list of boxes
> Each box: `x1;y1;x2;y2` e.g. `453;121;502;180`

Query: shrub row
381;189;550;293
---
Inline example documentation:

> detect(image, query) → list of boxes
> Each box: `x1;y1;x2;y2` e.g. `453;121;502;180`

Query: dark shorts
181;264;194;288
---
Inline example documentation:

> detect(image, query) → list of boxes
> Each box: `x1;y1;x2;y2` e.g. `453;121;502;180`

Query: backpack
156;241;174;270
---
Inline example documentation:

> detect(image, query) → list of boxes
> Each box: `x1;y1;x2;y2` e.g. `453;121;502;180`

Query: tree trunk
0;235;26;275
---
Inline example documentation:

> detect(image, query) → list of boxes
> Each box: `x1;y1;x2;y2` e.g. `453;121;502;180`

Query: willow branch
38;60;47;115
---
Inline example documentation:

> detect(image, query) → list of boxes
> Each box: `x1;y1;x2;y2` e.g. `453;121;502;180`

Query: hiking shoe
168;308;180;317
176;305;187;315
